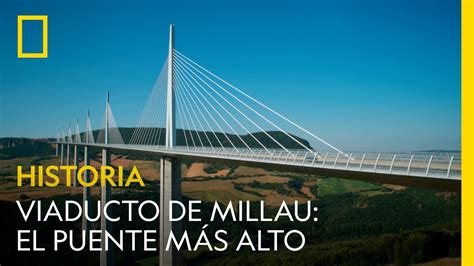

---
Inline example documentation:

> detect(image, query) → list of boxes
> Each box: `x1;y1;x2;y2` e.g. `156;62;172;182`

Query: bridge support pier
159;156;182;266
55;143;58;157
66;144;70;166
60;143;64;165
73;145;78;187
100;148;113;266
159;24;182;266
82;145;91;233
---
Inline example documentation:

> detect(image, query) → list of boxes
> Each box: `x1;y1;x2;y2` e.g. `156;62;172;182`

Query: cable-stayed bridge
53;25;460;266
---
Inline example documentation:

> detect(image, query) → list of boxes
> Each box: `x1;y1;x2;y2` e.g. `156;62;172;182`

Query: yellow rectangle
17;15;48;58
463;0;472;265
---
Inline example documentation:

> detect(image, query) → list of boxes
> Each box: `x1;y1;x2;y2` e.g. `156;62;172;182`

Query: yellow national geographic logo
17;15;48;58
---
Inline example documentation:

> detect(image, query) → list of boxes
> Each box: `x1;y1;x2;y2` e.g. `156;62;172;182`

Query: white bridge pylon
57;36;461;190
55;24;460;265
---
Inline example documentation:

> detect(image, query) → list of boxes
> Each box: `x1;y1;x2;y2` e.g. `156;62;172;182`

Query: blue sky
0;0;460;152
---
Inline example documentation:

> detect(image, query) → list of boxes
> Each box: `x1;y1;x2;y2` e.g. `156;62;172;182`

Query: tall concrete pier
159;24;183;266
55;131;59;156
66;145;70;166
60;143;64;165
72;119;79;187
100;93;114;266
82;111;92;235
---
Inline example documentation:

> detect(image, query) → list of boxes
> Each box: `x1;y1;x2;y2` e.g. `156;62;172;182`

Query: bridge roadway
58;142;461;192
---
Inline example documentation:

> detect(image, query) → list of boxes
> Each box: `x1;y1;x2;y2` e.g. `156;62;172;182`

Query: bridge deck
58;142;461;191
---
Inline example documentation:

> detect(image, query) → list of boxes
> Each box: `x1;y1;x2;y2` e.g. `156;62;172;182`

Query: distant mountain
88;127;313;150
414;150;461;153
0;128;312;159
0;138;54;159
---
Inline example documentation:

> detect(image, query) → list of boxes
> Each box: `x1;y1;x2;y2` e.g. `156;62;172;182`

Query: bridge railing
167;146;461;180
56;141;461;180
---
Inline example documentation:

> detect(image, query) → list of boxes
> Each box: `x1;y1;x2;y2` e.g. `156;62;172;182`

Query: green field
316;177;381;197
184;190;262;203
